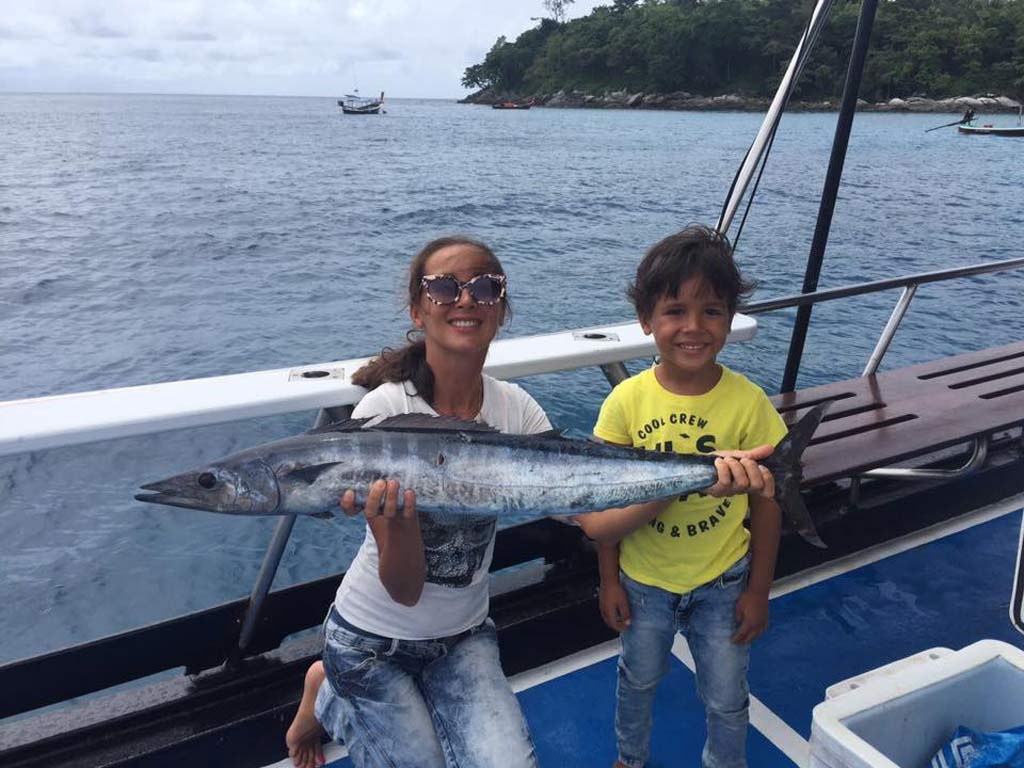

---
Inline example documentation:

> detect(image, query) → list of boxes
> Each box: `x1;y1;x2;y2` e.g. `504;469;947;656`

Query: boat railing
2;255;1023;690
5;257;1023;461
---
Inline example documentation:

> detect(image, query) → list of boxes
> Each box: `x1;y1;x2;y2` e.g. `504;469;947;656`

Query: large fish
136;404;830;547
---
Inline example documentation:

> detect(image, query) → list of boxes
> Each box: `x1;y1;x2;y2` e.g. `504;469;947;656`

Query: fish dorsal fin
370;414;499;433
307;417;375;434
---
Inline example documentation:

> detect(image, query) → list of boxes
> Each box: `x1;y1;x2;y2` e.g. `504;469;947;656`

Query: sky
0;1;604;99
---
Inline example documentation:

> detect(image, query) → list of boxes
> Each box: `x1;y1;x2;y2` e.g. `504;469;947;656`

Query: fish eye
436;453;446;466
197;472;218;489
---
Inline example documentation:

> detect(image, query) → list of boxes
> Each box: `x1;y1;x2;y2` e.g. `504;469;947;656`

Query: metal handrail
863;285;916;377
740;256;1024;316
746;256;1024;385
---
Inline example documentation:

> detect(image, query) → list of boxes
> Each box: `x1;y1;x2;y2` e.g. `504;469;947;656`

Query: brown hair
627;224;756;320
350;236;507;406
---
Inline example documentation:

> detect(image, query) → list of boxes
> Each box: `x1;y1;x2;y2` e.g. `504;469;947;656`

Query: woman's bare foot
286;661;327;768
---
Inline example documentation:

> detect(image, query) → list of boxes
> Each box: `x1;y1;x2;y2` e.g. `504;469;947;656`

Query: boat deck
276;494;1024;768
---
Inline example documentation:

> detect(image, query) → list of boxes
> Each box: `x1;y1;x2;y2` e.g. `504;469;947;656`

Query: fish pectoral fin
311;510;335;520
285;462;344;485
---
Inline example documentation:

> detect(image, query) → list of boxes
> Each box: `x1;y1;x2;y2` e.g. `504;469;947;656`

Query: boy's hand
731;588;770;644
599;579;632;632
709;444;775;499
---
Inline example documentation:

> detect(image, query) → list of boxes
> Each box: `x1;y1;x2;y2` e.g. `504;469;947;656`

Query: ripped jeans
615;556;752;768
314;610;537;768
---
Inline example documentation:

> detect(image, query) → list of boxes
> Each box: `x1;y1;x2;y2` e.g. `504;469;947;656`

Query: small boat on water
492;100;533;110
958;123;1024;137
958;108;1024;136
338;91;384;115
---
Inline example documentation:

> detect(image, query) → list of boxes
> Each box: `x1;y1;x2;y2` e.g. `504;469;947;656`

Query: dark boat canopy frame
780;0;879;393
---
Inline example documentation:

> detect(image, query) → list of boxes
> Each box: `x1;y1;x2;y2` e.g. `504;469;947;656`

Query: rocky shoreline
462;88;1023;113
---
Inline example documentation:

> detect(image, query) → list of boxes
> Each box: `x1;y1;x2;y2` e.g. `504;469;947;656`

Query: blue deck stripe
752;508;1024;742
518;655;797;767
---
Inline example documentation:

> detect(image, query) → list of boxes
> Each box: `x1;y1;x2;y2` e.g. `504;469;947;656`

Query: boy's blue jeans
616;556;751;768
315;611;537;768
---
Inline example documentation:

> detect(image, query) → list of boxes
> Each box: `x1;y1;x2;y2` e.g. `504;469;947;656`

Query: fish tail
764;402;832;549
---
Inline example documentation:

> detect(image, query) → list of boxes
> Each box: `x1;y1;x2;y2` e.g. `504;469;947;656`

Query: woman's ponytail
350;333;435;404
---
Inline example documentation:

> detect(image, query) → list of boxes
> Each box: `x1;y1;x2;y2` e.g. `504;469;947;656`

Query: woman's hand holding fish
709;444;775;499
342;480;425;606
340;480;417;520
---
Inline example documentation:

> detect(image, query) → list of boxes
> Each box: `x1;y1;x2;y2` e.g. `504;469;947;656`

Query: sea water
1;94;1022;662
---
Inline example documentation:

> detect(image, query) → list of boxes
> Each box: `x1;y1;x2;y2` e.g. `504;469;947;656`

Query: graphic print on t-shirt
419;513;496;588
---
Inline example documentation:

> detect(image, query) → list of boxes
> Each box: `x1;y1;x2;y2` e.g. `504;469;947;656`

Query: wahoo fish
136;404;830;547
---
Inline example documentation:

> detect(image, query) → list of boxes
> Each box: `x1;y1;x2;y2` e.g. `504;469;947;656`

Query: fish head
135;457;280;514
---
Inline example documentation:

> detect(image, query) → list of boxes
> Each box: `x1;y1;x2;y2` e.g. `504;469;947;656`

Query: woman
287;236;548;768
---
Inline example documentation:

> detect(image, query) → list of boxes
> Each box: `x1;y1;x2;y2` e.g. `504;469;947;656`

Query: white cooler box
809;639;1024;768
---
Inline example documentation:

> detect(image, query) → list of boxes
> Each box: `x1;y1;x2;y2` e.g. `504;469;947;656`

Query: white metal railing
0;315;757;458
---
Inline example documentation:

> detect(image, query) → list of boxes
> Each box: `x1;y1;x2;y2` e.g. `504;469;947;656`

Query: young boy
575;225;786;768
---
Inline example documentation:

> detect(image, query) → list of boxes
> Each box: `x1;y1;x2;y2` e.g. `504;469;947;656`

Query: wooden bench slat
898;341;1024;380
771;341;1024;485
800;387;1024;484
806;406;918;443
970;371;1024;400
934;362;1024;392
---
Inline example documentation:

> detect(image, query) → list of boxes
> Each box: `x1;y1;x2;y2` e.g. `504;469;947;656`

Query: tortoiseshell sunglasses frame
419;273;507;306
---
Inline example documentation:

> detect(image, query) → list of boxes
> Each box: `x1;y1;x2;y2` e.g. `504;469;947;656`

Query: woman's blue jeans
315;612;538;768
615;557;751;768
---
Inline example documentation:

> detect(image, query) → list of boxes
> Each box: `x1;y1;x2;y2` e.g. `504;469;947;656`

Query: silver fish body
138;417;720;518
137;404;830;546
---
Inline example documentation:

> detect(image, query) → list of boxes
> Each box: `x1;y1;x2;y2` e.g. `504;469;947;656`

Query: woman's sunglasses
420;274;506;306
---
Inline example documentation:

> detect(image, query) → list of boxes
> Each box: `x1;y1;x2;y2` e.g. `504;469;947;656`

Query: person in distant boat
285;236;550;768
573;225;785;768
963;107;976;124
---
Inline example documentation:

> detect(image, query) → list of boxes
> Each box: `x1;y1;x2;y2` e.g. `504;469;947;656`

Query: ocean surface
1;93;1022;665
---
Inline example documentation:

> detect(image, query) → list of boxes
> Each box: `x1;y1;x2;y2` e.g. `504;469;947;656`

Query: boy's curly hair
627;225;756;320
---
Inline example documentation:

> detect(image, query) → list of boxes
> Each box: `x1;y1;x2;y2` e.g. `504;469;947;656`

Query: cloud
168;30;218;42
0;23;40;39
68;12;129;39
3;0;603;97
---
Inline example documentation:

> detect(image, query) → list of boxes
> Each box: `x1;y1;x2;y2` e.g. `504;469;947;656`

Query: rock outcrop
461;87;1022;114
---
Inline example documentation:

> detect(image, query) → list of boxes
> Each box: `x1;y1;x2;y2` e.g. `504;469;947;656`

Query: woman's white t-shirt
333;375;551;640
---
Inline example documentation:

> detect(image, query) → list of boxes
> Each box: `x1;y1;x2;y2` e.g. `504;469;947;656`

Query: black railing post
780;0;880;393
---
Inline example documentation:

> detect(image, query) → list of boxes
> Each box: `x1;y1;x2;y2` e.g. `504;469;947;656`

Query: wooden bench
771;340;1024;485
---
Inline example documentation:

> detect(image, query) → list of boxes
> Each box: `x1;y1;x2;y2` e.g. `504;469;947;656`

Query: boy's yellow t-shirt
593;364;787;594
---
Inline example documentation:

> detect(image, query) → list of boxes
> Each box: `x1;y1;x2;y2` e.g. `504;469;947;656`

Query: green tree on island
544;0;576;24
464;0;1024;101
